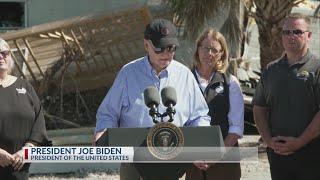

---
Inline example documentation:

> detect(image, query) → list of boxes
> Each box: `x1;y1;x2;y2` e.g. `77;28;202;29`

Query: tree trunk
257;22;283;69
252;0;303;69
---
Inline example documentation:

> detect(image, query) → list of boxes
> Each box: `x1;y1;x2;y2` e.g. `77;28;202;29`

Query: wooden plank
81;24;109;68
14;40;37;81
98;46;116;69
47;32;61;39
39;34;50;39
93;30;116;69
32;45;63;54
24;38;45;78
60;30;82;73
96;22;142;69
77;26;99;68
55;31;74;42
115;44;127;64
88;31;143;46
39;57;62;65
28;38;60;48
36;51;61;59
70;30;85;55
122;42;133;57
70;29;90;69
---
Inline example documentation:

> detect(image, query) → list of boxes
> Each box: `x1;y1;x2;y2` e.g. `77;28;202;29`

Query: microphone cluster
143;86;177;124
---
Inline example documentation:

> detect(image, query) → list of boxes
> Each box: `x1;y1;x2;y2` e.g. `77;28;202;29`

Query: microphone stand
166;104;176;122
202;170;206;180
149;104;159;124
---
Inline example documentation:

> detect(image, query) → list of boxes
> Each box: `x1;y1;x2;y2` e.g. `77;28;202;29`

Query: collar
194;68;215;83
143;55;170;78
0;75;17;88
283;50;312;67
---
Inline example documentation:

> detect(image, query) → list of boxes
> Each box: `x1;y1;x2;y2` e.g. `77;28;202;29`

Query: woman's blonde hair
0;38;14;72
193;28;229;72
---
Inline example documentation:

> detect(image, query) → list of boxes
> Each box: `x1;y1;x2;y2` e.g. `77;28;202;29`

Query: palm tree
166;0;242;58
245;0;304;69
166;0;304;69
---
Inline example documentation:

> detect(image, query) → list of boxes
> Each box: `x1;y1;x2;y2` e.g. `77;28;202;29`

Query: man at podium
93;18;211;180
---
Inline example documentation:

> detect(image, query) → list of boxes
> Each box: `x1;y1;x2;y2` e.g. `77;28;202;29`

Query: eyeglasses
149;40;177;54
282;29;308;36
199;46;222;54
0;50;10;58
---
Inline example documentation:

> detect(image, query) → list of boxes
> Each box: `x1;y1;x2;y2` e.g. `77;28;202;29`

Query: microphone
161;86;177;122
144;86;160;124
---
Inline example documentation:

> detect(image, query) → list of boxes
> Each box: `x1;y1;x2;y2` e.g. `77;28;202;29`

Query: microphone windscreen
161;86;177;107
144;86;160;108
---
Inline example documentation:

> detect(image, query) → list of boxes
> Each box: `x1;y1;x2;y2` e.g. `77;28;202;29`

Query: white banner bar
23;147;134;163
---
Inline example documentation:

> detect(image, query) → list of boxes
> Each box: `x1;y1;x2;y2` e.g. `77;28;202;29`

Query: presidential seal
147;122;184;160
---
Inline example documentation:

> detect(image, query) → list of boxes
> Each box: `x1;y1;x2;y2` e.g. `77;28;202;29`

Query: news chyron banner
23;147;134;163
23;146;258;163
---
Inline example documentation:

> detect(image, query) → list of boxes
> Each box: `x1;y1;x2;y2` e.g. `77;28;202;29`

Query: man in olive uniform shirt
253;13;320;180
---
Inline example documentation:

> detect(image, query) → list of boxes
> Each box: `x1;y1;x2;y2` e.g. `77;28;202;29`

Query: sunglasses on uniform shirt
149;40;177;54
0;50;10;58
282;29;308;36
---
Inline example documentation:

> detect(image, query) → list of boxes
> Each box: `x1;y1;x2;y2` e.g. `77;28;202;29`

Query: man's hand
264;136;279;150
224;133;240;147
272;136;304;155
92;129;106;146
0;148;13;167
12;149;25;171
193;161;212;171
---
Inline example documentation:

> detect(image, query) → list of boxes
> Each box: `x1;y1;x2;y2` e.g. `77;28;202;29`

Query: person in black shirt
253;13;320;180
0;38;51;179
186;28;244;180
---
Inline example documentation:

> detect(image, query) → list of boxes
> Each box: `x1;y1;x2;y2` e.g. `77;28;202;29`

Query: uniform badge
296;71;310;80
297;70;309;78
16;87;26;94
215;85;224;94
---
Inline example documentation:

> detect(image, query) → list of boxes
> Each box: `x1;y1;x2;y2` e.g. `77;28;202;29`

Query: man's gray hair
283;13;311;30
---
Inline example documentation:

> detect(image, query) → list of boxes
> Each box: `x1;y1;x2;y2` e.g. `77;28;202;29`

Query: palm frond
166;0;227;39
220;0;242;57
315;4;320;18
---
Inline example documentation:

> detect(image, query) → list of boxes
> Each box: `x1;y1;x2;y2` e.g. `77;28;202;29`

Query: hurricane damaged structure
1;5;154;97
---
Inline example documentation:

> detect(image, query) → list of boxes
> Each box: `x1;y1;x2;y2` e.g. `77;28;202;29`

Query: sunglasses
149;40;177;54
282;29;308;36
0;50;10;58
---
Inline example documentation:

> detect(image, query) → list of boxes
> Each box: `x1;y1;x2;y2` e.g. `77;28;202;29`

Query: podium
96;126;224;179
